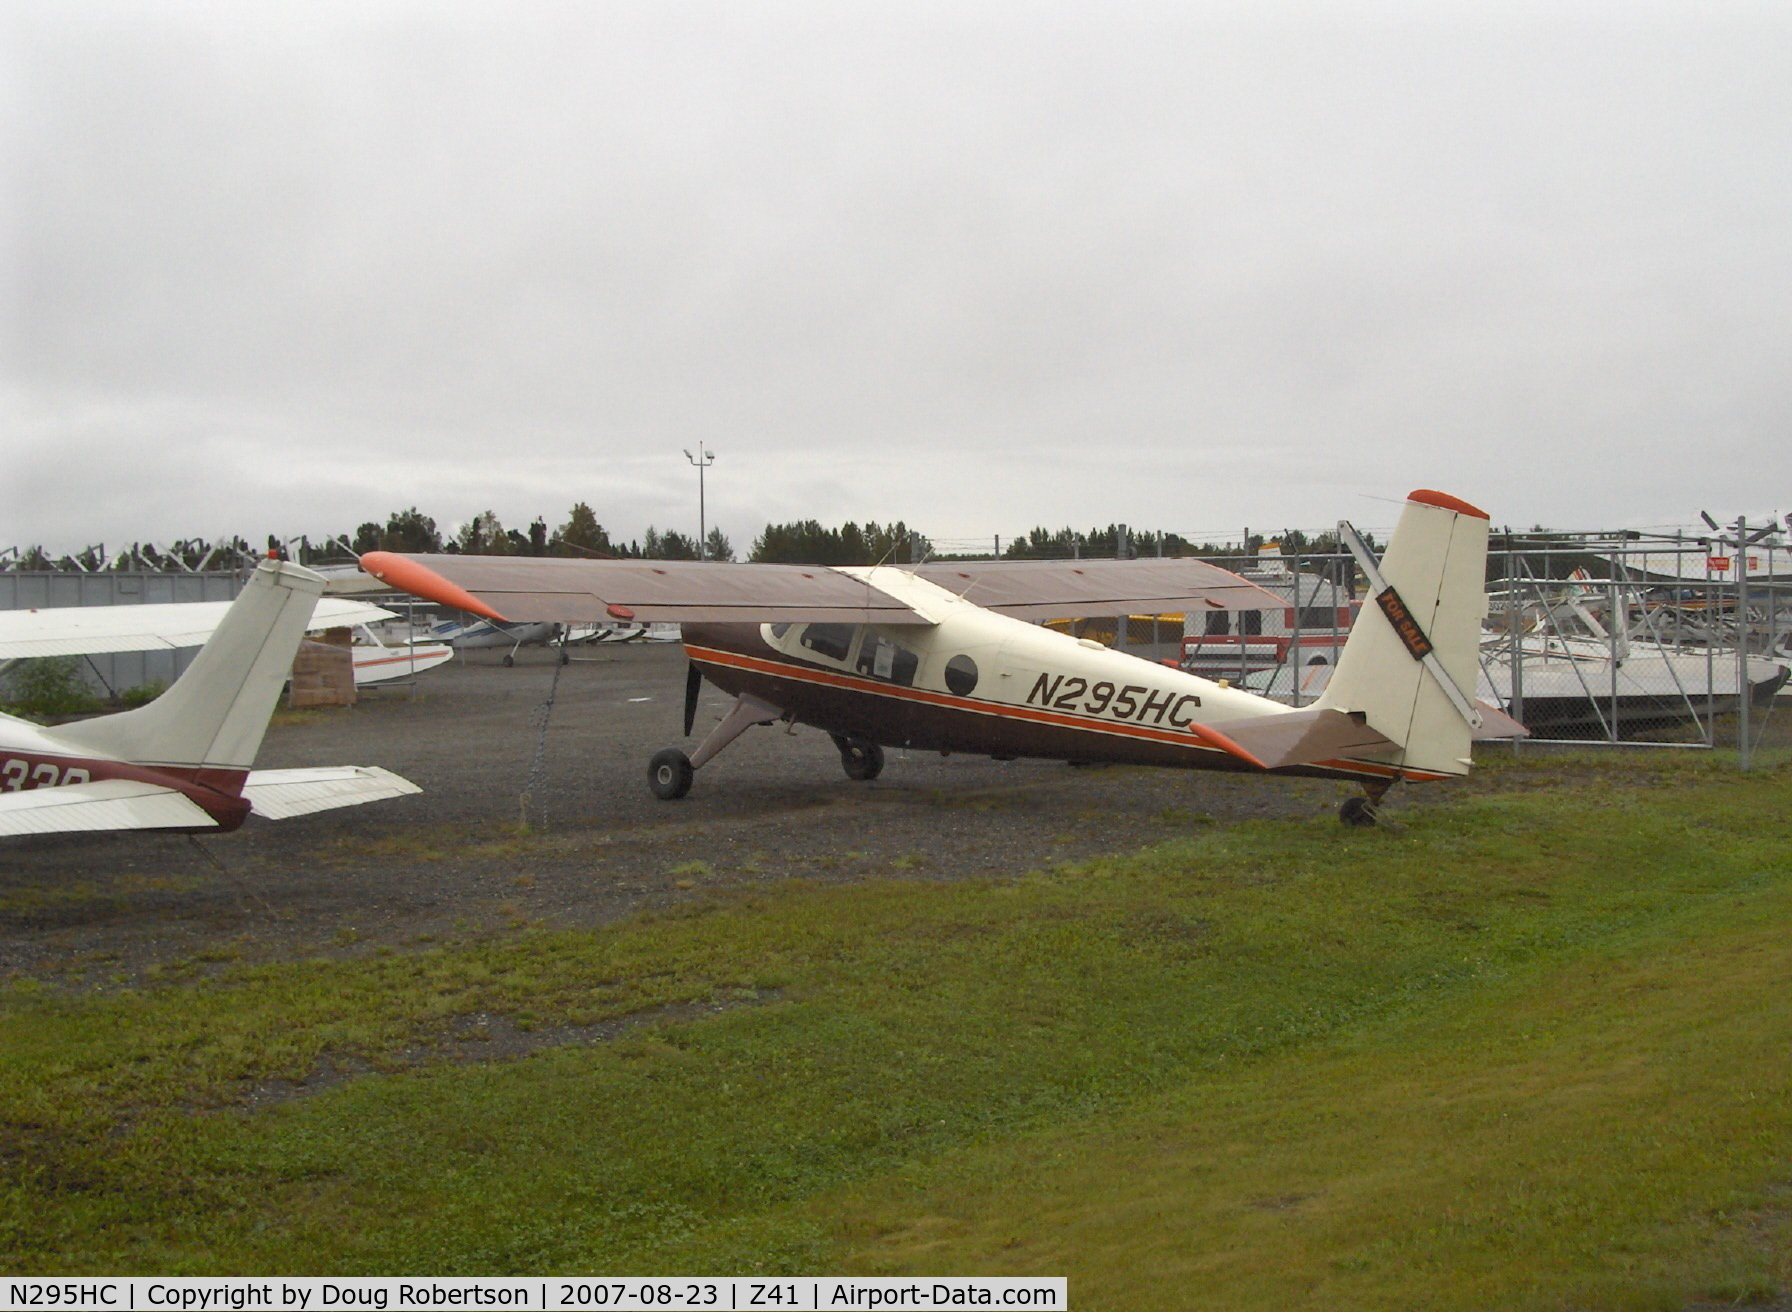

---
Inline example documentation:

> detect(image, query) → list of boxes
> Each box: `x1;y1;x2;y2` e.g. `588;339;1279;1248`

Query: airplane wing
358;553;1282;625
911;559;1286;618
0;779;218;835
242;766;422;819
0;597;396;660
360;554;935;624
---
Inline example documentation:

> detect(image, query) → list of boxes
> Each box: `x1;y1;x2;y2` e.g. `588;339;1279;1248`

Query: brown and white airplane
364;490;1518;825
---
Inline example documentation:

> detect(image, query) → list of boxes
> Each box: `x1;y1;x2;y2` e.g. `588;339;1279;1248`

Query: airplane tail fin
1314;490;1491;778
55;559;326;777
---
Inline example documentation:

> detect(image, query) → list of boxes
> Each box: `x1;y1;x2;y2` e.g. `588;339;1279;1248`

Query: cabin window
1241;610;1263;636
768;623;792;640
944;654;979;697
1296;606;1335;630
856;635;919;687
1204;610;1231;636
799;623;856;663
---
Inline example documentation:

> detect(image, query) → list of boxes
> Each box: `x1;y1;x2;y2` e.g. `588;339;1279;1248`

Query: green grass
3;754;1790;1308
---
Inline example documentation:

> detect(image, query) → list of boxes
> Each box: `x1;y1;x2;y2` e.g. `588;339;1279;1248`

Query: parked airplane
347;626;455;686
0;559;419;836
363;490;1517;824
434;617;567;665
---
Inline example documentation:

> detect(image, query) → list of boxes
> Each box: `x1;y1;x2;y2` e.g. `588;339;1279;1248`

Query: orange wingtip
360;552;509;622
1408;489;1490;520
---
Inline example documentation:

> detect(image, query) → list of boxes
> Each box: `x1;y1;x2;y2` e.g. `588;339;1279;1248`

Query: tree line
6;502;1370;573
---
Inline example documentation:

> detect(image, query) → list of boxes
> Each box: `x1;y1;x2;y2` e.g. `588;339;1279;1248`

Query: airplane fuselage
679;568;1413;785
0;711;251;828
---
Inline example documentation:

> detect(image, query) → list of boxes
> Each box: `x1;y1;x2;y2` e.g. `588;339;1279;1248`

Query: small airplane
347;627;455;686
0;559;420;836
432;617;568;666
363;490;1521;825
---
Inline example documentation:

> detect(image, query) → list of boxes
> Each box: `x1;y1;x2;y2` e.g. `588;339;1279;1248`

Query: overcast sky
4;0;1789;557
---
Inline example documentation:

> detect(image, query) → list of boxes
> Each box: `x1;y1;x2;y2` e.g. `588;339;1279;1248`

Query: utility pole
1701;510;1782;770
683;448;715;561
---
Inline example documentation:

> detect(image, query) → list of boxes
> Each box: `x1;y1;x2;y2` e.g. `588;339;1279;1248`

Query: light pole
683;447;715;561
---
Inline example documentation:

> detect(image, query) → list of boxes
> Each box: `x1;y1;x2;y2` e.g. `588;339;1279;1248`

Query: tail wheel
832;734;885;782
648;748;694;800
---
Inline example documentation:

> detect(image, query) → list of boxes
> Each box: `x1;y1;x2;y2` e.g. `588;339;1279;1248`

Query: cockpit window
768;622;792;640
799;623;856;663
855;634;919;687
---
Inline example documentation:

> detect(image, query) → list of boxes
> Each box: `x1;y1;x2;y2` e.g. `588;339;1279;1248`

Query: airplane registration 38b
365;490;1522;825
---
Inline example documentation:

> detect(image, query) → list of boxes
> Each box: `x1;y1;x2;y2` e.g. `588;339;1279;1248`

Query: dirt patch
233;989;781;1112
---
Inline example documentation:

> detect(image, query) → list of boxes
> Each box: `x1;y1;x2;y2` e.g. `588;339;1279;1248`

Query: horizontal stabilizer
0;780;217;835
1473;700;1530;741
242;766;421;819
1218;707;1398;771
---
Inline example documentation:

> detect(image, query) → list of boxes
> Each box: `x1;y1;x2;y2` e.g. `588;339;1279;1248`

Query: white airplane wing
0;779;218;835
0;597;396;660
242;766;422;819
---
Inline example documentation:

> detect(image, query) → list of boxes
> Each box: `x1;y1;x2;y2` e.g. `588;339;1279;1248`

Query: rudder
1316;490;1490;777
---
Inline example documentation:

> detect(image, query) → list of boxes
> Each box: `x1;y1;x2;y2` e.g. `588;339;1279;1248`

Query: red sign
1708;556;1731;571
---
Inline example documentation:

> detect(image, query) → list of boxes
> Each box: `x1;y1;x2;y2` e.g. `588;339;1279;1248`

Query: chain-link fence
1165;537;1789;765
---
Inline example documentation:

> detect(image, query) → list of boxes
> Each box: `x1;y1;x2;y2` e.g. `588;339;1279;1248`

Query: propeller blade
683;663;703;737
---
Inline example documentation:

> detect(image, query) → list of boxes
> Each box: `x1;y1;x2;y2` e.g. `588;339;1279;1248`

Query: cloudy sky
4;0;1789;557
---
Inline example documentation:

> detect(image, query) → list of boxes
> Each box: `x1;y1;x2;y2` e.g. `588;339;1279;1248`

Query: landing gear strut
647;690;783;801
831;734;885;781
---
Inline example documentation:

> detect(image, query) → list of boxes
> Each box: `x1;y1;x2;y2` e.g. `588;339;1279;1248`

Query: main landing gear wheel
648;748;694;800
1338;796;1378;828
502;653;515;667
831;734;885;781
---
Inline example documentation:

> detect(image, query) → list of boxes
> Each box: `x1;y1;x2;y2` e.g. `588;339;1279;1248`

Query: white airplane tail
54;559;326;775
1315;490;1491;778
